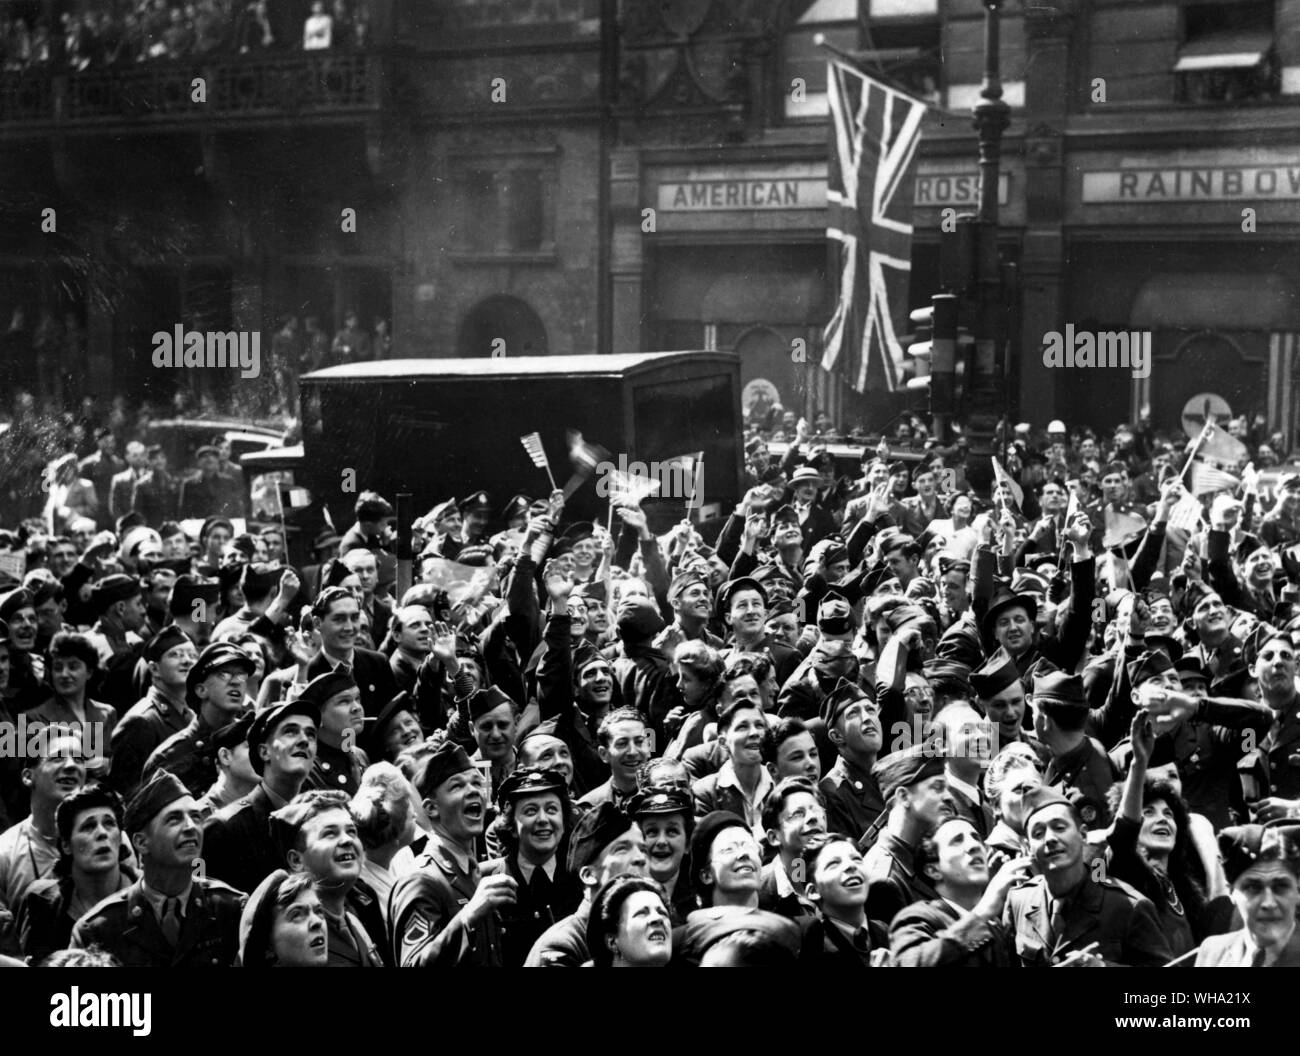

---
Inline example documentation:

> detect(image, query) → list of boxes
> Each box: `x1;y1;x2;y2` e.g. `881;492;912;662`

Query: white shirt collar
945;771;982;805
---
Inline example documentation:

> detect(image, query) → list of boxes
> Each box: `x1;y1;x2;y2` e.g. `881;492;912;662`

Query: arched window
456;295;549;358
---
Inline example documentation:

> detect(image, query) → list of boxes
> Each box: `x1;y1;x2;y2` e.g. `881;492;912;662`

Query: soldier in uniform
301;669;368;797
1003;787;1172;966
890;817;1027;967
1031;670;1118;829
389;741;514;967
1248;633;1300;822
201;694;320;896
523;801;648;966
818;678;885;844
70;770;246;967
1193;821;1300;967
862;741;955;926
303;587;398;719
108;625;197;800
970;648;1047;762
481;768;581;966
142;642;254;796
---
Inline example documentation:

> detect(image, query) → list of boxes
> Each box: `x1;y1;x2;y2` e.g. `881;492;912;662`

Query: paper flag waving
520;432;557;489
520;432;548;469
662;451;704;511
1102;507;1148;550
1167;492;1203;532
1188;461;1241;497
608;469;661;506
562;430;611;499
991;457;1024;510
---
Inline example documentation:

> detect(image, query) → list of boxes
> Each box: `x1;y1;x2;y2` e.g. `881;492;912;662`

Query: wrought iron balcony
0;51;390;131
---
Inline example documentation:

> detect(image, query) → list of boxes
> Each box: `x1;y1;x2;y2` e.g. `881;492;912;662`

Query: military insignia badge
403;913;431;947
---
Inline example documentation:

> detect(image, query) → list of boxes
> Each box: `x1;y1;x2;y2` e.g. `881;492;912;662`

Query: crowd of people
0;403;1296;969
0;0;372;74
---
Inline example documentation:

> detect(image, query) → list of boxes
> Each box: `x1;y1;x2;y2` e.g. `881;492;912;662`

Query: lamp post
973;0;1011;227
972;0;1012;453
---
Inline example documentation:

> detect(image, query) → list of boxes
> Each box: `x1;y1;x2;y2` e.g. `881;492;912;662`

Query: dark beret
616;596;665;642
297;669;357;711
56;784;124;844
171;576;221;619
123;770;191;835
1141;633;1183;664
922;658;972;689
241;562;283;596
413;741;475;798
688;810;752;899
91;574;142;613
861;566;899;596
568;801;635;874
237;869;295;967
248;696;320;775
873;741;947;802
143;624;192;663
1218;823;1300;884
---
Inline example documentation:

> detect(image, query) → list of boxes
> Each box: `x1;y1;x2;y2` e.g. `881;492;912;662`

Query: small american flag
1167;492;1203;532
520;432;548;469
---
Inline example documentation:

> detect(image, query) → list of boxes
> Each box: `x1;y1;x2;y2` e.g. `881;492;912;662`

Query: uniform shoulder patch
403;912;431;948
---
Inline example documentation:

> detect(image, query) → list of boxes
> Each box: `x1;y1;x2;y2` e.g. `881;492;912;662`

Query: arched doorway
733;325;805;427
456;295;549;358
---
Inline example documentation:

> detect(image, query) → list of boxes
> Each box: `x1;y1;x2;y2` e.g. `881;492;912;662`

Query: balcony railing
0;52;386;127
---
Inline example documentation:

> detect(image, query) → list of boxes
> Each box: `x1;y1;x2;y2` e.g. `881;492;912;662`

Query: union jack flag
822;60;927;393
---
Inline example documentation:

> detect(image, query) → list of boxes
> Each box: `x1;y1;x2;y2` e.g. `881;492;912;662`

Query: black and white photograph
0;0;1295;1014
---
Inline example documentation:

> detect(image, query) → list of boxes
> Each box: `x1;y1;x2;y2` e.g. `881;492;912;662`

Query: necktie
1046;897;1067;959
161;897;182;946
1249;946;1268;968
853;928;871;956
530;867;552;904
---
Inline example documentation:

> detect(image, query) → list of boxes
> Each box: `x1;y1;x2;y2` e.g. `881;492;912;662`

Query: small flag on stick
562;430;611;500
520;433;557;490
991;457;1024;511
608;469;661;507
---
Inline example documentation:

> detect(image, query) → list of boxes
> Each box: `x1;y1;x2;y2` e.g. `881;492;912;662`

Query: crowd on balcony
0;0;372;73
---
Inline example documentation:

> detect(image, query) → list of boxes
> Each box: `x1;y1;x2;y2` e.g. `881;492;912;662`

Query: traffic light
905;294;958;427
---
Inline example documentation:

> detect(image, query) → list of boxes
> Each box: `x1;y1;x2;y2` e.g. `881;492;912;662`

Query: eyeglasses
210;668;248;685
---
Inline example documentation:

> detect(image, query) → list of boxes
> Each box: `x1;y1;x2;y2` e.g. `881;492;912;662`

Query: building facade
1;0;1297;443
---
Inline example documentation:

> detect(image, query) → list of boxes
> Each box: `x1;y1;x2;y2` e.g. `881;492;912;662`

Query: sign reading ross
913;172;1010;207
1083;166;1300;203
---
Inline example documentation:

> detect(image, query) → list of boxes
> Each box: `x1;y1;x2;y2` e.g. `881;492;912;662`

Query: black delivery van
299;351;742;533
